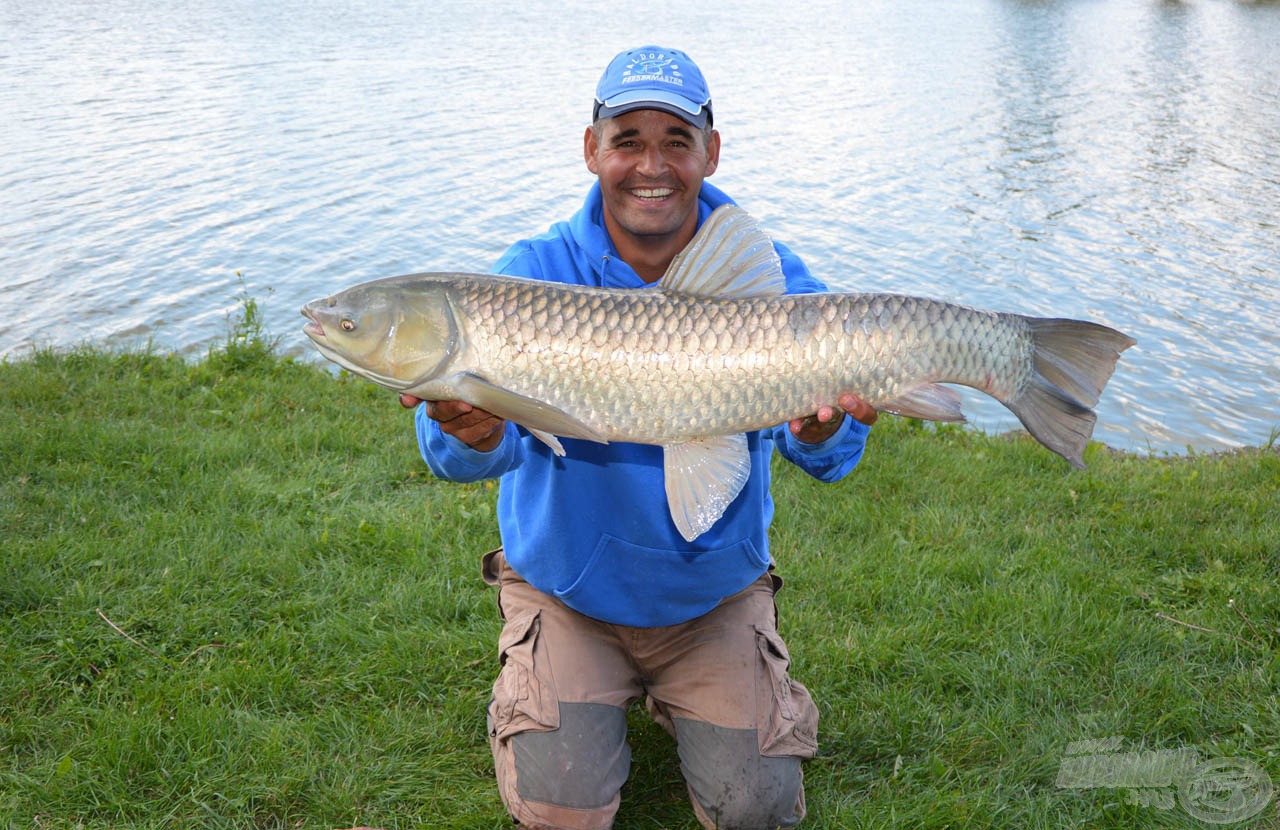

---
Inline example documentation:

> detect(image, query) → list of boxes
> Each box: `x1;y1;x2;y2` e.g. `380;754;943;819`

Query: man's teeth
632;188;674;199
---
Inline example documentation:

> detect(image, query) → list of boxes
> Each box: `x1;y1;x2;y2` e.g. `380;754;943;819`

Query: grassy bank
2;323;1278;828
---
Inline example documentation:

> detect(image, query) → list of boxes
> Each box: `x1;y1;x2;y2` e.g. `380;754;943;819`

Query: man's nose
636;146;667;176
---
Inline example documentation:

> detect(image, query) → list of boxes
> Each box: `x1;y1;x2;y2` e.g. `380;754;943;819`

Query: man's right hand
401;394;507;452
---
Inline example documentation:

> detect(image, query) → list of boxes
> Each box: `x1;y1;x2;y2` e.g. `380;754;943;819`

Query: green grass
2;312;1277;828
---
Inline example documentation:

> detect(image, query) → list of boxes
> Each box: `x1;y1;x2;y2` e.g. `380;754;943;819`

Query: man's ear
584;125;599;174
703;129;721;177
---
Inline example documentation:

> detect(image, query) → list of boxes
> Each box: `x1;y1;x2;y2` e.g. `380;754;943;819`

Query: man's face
584;109;720;254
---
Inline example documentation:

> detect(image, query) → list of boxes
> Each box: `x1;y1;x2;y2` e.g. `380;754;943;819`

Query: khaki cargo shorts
481;548;819;830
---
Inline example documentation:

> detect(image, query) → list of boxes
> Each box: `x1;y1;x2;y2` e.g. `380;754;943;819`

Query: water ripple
2;0;1278;454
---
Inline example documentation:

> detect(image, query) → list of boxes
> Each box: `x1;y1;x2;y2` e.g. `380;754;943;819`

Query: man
401;45;877;830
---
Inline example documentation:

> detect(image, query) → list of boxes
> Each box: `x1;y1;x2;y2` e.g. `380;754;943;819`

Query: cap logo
621;50;684;87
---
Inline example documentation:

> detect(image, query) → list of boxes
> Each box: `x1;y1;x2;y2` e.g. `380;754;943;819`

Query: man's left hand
789;393;878;444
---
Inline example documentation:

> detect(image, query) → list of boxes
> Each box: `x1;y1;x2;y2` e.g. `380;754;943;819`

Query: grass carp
302;206;1135;540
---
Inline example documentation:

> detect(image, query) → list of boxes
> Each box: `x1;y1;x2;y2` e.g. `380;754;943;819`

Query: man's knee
675;719;805;829
495;701;630;829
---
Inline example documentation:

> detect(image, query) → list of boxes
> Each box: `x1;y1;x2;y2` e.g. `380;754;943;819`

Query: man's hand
789;393;878;444
401;394;507;452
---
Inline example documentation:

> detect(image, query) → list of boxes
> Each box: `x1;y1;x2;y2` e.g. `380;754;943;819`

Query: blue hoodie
415;181;870;627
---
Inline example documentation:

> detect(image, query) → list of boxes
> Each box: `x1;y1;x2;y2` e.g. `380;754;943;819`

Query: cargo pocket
754;625;818;758
490;609;560;743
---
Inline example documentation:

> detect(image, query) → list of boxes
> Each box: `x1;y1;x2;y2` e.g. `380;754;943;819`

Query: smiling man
403;46;876;829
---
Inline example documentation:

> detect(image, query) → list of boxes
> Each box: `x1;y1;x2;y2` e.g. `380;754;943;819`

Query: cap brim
594;89;710;129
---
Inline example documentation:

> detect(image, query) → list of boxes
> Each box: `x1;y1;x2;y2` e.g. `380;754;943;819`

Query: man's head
585;46;721;278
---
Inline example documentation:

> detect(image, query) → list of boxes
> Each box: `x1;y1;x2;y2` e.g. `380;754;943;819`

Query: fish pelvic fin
527;428;567;457
660;205;787;299
663;434;752;542
1006;318;1136;468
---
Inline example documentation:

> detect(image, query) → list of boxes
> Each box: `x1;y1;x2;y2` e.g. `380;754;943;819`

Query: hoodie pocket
554;533;769;627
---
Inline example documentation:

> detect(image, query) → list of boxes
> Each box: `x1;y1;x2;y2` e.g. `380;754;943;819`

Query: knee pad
509;701;631;810
675;718;805;828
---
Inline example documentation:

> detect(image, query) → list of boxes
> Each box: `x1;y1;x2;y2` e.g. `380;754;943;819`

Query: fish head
301;275;457;391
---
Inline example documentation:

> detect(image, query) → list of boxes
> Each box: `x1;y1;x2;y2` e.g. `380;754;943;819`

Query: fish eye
340;318;356;332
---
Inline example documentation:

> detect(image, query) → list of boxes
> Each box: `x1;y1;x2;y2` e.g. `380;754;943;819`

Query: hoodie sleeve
773;417;871;482
414;404;524;483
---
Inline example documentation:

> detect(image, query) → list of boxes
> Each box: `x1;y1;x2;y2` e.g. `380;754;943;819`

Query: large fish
302;206;1134;540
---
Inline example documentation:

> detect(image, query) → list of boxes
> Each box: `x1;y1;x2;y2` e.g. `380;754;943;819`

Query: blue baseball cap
593;46;713;129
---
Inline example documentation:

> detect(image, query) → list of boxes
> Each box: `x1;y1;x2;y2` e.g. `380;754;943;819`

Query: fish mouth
300;307;325;339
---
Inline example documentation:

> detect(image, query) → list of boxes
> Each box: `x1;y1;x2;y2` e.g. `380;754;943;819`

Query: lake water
3;0;1278;455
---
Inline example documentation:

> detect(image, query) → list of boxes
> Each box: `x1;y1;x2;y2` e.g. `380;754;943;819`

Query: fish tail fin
1004;318;1136;468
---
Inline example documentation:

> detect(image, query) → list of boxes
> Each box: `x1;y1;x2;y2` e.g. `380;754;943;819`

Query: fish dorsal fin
662;433;752;541
660;205;787;298
451;372;607;456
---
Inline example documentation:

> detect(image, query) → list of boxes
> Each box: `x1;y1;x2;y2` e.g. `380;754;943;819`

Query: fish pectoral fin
453;373;607;448
880;384;967;422
660;205;787;299
662;434;752;542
